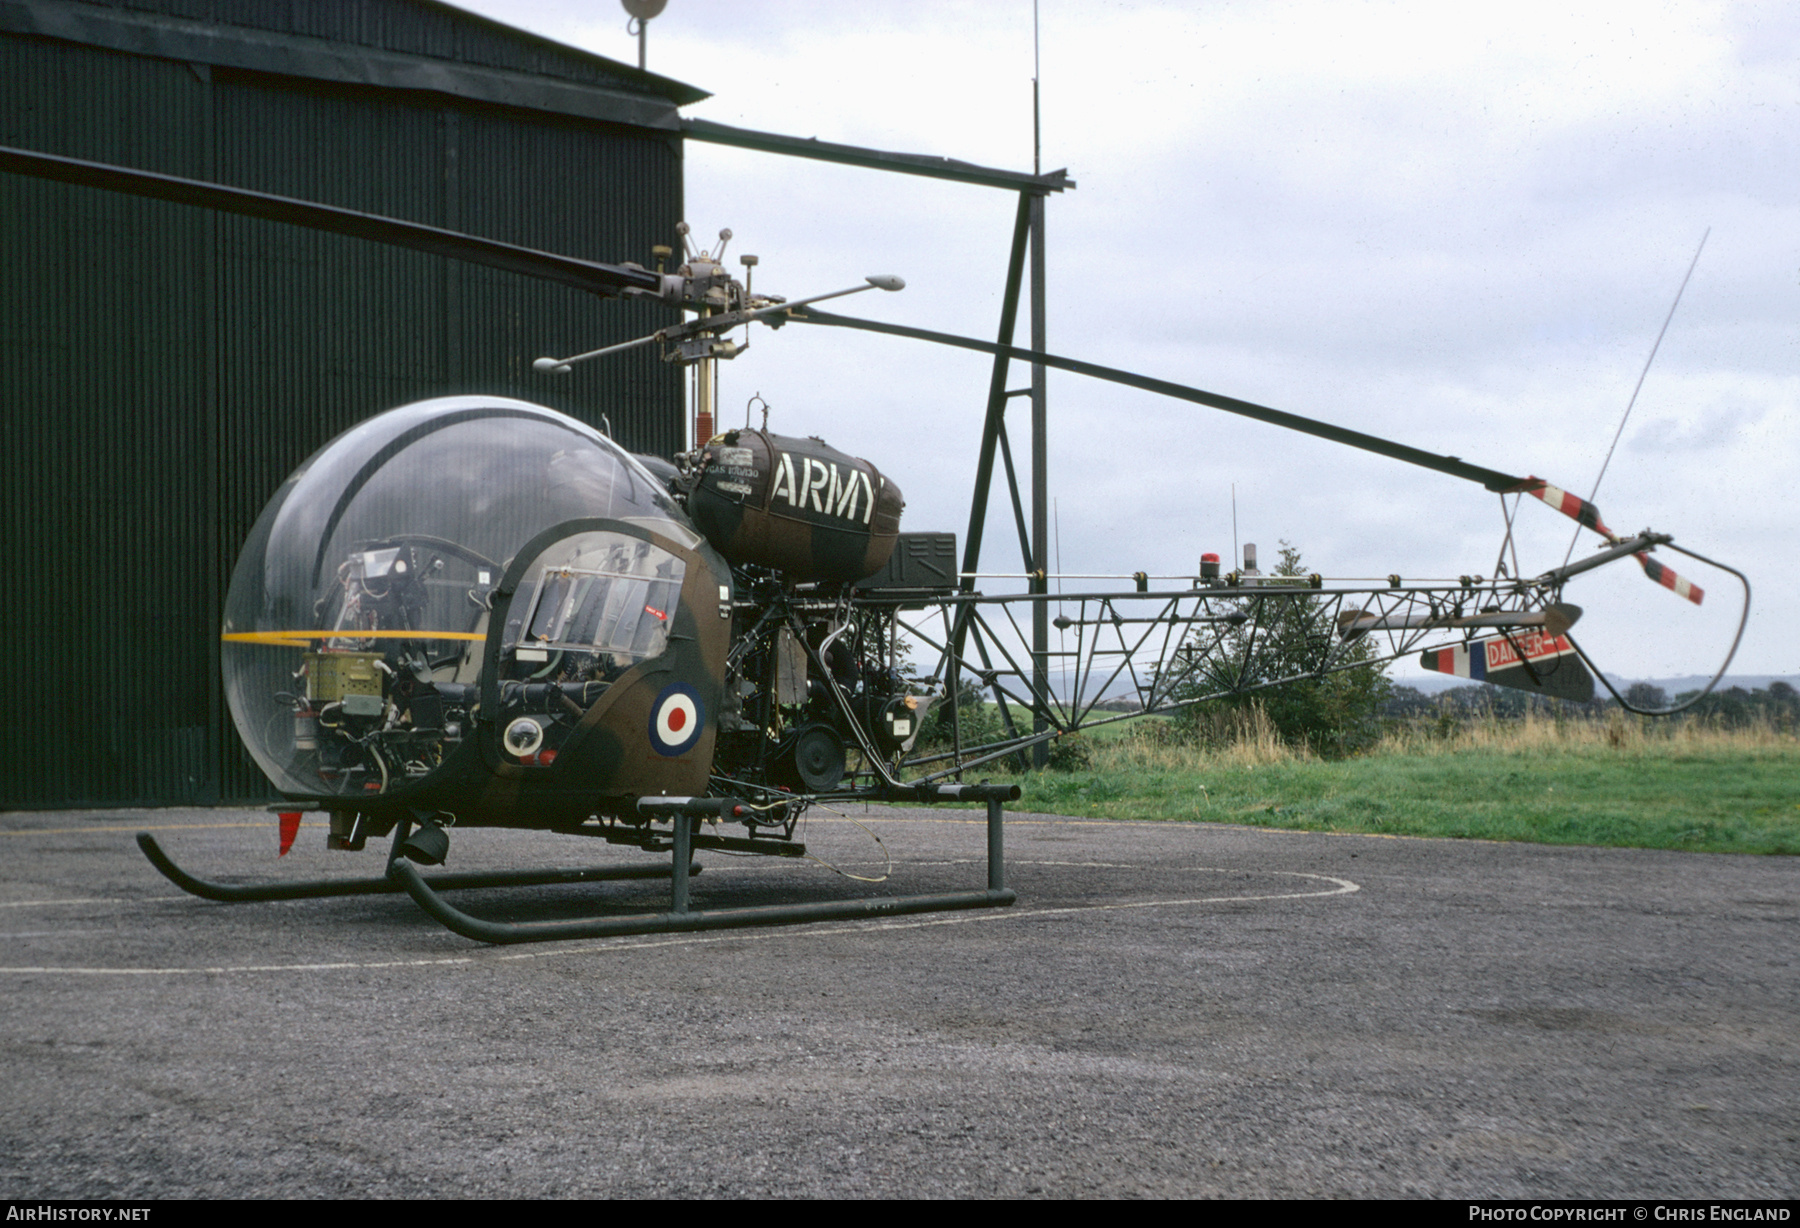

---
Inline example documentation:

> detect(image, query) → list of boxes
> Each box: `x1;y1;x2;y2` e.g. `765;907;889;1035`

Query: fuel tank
687;428;904;583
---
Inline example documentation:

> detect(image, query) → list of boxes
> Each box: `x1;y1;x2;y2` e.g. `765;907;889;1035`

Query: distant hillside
1094;674;1795;711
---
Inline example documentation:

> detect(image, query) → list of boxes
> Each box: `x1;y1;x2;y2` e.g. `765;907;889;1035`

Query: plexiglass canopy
222;396;686;797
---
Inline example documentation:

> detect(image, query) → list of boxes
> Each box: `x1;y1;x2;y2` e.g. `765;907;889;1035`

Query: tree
1673;682;1799;729
919;673;1006;754
1622;682;1670;711
1170;542;1391;757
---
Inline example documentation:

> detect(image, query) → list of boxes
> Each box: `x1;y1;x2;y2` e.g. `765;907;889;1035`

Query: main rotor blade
0;145;662;300
791;307;1525;493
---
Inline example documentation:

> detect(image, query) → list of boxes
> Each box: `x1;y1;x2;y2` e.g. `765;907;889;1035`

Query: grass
950;712;1800;855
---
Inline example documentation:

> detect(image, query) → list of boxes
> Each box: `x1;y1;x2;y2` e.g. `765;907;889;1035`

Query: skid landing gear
137;827;698;904
387;785;1021;946
140;784;1018;945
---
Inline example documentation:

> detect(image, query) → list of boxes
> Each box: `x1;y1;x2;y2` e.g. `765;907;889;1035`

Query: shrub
1045;733;1093;772
1165;543;1390;758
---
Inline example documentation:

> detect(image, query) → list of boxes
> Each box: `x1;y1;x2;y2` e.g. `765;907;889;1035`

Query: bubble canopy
222;396;690;797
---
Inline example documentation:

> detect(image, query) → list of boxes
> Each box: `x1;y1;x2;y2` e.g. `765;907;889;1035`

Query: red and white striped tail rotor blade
1636;552;1704;605
1514;476;1703;605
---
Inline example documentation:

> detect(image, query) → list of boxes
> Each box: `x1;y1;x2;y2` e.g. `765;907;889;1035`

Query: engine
711;588;926;795
674;428;930;799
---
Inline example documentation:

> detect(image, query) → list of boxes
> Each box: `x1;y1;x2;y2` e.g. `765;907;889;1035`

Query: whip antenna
1032;0;1041;176
1564;227;1709;565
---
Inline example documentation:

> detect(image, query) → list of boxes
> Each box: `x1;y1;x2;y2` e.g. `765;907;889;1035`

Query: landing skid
137;832;696;903
390;861;1013;945
139;784;1019;944
388;784;1022;945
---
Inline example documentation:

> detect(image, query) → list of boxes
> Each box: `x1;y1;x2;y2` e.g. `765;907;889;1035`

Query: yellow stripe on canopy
222;630;486;647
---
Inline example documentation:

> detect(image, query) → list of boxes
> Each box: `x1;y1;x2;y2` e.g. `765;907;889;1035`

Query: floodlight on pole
621;0;667;71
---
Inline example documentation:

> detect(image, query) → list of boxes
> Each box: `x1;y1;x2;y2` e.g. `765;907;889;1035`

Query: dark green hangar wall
0;0;705;807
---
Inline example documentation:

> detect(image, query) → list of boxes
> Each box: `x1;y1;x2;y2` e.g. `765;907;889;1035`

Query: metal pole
671;814;691;914
995;414;1035;569
953;192;1037;735
987;795;1005;892
957;192;1034;613
1029;192;1049;767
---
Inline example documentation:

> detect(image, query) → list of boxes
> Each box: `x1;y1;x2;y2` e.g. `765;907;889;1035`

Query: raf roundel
648;684;704;757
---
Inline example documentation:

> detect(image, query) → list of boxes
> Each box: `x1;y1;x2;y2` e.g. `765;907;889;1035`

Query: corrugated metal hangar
0;0;703;806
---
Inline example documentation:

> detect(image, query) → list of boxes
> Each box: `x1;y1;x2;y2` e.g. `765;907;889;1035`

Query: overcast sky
454;0;1796;685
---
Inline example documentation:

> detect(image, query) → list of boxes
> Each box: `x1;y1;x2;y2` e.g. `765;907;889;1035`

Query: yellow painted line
222;630;486;645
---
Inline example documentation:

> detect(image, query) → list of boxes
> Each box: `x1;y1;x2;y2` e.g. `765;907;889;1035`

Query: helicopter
0;143;1749;944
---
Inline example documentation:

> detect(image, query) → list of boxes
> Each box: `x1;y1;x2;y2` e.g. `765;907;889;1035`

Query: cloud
445;0;1796;679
